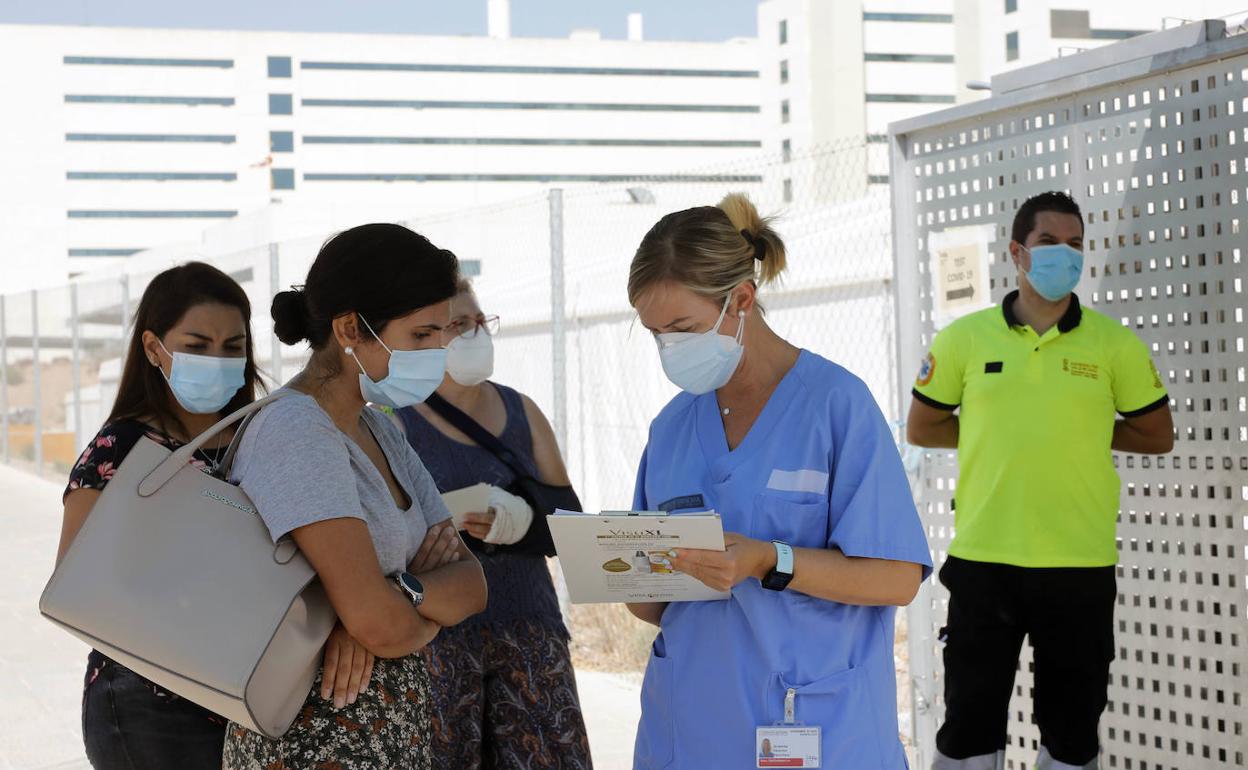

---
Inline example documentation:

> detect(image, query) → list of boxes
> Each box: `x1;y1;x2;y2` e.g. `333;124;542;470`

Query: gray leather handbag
40;392;337;738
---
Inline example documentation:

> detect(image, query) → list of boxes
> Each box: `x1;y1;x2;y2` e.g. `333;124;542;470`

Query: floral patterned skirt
223;652;431;770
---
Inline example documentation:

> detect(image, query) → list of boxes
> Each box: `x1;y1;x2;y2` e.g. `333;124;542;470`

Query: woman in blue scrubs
627;193;933;769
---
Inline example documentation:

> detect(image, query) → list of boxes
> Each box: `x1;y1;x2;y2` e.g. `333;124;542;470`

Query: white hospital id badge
755;726;821;768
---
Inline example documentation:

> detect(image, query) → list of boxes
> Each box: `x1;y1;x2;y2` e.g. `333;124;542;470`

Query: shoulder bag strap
424;393;530;479
137;390;288;497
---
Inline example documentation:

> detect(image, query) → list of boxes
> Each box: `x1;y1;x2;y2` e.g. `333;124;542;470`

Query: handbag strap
137;390;288;497
424;393;531;480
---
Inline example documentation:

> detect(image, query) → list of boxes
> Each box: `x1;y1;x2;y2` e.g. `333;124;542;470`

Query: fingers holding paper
461;510;496;541
671;532;774;592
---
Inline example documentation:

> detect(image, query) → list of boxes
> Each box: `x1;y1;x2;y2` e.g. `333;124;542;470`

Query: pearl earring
344;346;353;355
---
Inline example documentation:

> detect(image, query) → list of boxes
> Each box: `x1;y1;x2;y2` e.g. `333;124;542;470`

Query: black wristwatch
761;541;795;591
395;572;425;607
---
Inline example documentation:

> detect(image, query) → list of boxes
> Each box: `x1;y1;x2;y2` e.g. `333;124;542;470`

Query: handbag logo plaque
201;487;258;515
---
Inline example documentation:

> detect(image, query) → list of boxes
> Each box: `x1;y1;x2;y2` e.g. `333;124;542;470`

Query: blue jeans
82;653;226;770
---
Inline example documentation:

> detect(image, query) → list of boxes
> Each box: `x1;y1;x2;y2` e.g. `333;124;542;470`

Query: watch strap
762;541;795;591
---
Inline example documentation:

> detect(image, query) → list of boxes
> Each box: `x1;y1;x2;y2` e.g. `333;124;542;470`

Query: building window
864;53;955;63
302;135;761;148
782;139;791;163
271;168;295;190
65;94;233;106
270;130;294;152
781;99;790;124
783;178;793;202
1051;9;1092;38
64;55;233;68
1005;0;1017;13
780;60;789;85
303;60;758;78
779;19;788;45
67;132;236;143
67;209;237;218
302;97;759;113
269;93;293;115
267;56;292;78
862;12;953;23
1006;31;1020;61
865;94;956;103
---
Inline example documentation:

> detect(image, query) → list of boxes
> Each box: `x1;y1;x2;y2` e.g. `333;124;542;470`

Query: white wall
0;23;762;292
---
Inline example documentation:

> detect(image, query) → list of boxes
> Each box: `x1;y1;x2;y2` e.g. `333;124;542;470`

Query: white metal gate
890;22;1248;770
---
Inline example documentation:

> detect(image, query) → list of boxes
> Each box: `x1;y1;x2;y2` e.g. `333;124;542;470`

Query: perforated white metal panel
891;30;1248;770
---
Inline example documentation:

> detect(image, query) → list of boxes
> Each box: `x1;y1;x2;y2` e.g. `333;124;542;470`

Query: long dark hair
271;223;459;365
107;262;263;436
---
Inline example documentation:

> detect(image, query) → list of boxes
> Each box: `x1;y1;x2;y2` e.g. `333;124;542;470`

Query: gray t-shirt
229;389;452;575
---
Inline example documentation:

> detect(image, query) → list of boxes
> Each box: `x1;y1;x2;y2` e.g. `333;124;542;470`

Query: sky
0;0;759;42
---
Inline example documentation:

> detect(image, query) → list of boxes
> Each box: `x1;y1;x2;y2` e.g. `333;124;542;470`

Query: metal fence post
548;188;567;452
71;283;83;454
120;274;131;334
547;187;573;621
31;289;42;470
889;129;937;767
269;242;283;385
1;294;7;464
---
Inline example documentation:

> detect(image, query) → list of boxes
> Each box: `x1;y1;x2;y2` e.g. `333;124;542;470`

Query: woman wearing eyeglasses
390;279;592;770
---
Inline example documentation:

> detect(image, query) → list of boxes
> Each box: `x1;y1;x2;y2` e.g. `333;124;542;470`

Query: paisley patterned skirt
223;652;431;770
426;618;591;770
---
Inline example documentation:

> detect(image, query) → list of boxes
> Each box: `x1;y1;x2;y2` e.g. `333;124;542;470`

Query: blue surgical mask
1022;243;1083;301
655;296;744;395
157;341;246;414
350;317;447;408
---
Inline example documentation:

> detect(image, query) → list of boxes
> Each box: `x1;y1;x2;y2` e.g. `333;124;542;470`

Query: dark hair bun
272;289;310;345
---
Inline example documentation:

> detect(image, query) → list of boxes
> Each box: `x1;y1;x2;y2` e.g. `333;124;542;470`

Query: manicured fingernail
321;689;330;700
348;694;357;705
335;697;345;709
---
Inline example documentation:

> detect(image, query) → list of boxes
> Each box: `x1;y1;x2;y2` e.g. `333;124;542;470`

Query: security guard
907;191;1174;770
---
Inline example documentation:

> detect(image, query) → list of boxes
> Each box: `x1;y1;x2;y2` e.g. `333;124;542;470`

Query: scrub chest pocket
751;493;829;550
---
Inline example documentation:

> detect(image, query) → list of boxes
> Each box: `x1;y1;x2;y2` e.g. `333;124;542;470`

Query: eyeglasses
445;315;501;340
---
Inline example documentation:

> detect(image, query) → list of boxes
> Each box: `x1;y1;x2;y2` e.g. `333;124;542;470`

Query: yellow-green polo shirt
912;291;1169;567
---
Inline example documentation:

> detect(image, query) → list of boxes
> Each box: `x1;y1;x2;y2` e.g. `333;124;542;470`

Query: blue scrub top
631;350;933;770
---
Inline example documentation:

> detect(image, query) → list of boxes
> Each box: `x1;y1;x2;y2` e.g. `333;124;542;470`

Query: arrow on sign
946;285;975;301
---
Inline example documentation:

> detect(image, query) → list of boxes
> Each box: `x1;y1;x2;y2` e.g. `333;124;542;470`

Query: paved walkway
0;463;638;769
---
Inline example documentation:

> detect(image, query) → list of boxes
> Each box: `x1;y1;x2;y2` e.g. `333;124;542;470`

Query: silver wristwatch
395;572;425;607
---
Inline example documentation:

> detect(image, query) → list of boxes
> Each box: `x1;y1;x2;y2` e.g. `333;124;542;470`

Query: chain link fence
2;136;910;751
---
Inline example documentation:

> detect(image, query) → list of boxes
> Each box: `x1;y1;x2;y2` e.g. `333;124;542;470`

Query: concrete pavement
0;463;638;770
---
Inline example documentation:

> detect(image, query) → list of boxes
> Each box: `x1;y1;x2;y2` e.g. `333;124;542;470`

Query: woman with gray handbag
222;223;488;770
58;262;265;770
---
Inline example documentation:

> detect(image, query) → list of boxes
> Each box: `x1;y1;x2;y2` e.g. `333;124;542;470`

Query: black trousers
935;555;1116;766
83;654;225;770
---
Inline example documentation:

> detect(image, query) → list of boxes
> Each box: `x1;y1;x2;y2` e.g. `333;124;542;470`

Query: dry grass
566;601;655;676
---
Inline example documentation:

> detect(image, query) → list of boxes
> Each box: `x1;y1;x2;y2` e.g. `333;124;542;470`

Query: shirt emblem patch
916;353;936;386
1062;358;1099;379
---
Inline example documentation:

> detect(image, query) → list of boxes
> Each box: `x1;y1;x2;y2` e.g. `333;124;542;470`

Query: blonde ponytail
717;192;787;286
627;192;789;307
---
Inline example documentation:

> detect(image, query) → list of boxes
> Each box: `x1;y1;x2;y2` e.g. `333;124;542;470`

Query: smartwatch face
400;572;424;597
762;571;794;591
